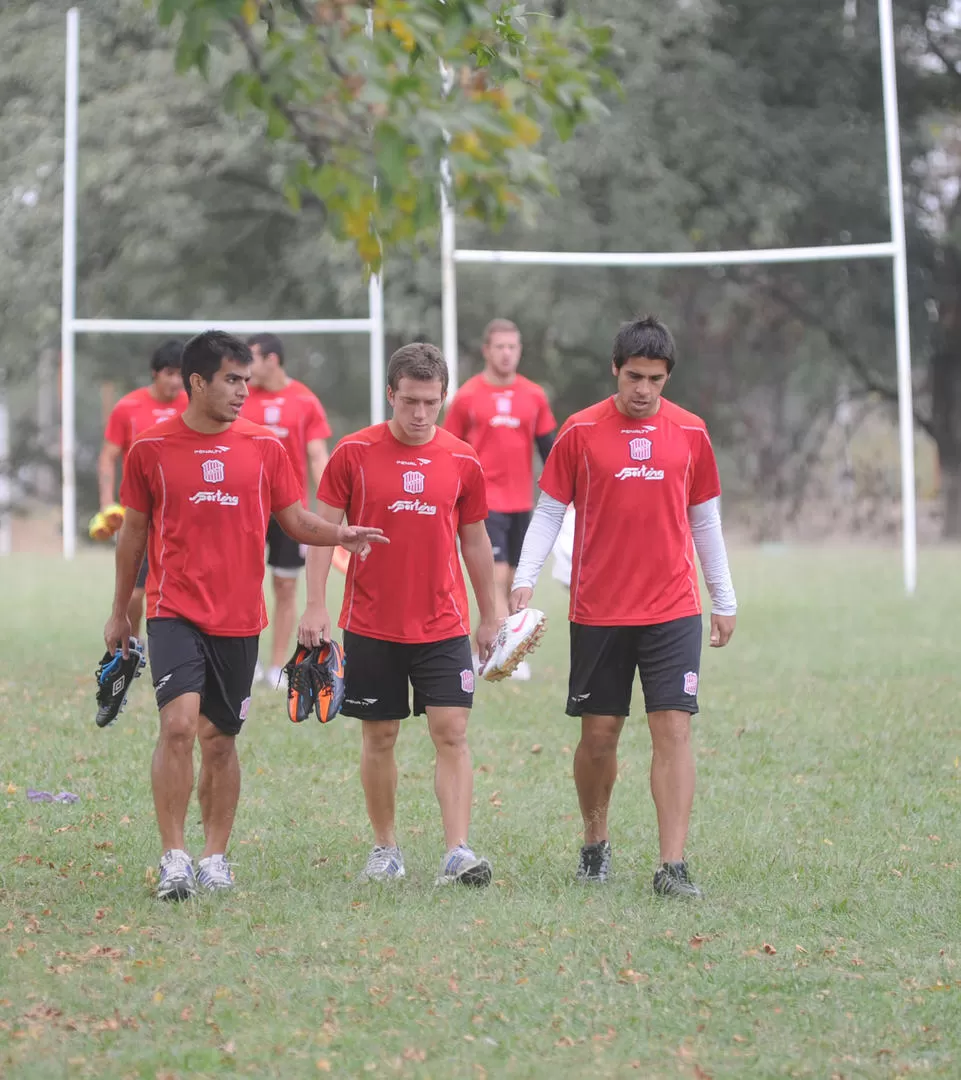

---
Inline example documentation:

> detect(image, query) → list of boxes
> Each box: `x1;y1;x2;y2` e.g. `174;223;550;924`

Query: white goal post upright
59;8;385;560
440;0;917;594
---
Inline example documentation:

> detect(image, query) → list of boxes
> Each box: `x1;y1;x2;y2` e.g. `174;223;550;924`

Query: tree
153;0;612;270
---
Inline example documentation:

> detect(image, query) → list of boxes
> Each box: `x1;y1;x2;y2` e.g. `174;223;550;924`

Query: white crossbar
72;318;373;335
454;242;897;268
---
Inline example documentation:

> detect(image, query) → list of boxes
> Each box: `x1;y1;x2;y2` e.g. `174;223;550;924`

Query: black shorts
486;510;531;567
135;550;148;590
266;516;306;577
342;631;474;721
146;617;259;736
567;615;703;718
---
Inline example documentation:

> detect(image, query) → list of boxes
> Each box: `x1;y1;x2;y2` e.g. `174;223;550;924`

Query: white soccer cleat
481;608;547;682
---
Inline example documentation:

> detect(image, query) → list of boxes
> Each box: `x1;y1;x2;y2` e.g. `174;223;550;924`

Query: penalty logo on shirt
402;470;425;495
629;437;653;462
201;459;226;484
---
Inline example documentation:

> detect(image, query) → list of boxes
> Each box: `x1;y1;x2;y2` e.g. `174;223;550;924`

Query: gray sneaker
197;854;234;891
358;845;406;882
157;849;196;901
576;840;612;883
436;845;492;887
653;860;702;899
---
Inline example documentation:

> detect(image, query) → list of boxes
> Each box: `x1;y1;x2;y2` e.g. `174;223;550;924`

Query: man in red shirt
102;330;386;902
443;319;556;679
510;316;737;898
297;343;499;887
244;333;332;688
97;340;187;636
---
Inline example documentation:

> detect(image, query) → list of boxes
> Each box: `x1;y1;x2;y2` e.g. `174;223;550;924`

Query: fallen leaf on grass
618;969;648;984
763;943;777;955
694;1067;713;1080
530;745;543;754
316;1061;331;1073
403;1048;426;1062
689;934;713;948
795;945;807;954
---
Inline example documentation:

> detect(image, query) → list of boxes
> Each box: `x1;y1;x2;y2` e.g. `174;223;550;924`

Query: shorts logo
201;459;225;484
683;671;698;695
629;437;652;461
460;669;475;693
402;470;425;494
239;696;251;720
111;677;125;696
155;673;173;690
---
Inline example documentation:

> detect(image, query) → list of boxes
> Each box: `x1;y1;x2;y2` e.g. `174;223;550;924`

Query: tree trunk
930;244;961;539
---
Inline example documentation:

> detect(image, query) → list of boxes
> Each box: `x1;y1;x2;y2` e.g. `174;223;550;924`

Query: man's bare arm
459;520;500;662
306;438;329;494
273;502;387;552
103;508;148;655
98;442;122;510
298;502;345;647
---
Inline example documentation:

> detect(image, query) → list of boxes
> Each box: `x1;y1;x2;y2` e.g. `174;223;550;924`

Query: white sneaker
197;854;234;891
358;845;406;882
510;660;532;681
157;849;196;901
266;666;285;690
436;845;492;887
481;608;547;682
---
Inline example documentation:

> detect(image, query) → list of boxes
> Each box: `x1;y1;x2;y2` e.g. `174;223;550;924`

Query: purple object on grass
26;789;80;804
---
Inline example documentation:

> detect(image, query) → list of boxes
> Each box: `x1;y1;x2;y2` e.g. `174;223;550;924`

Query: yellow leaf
6;783;16;794
153;991;164;1004
241;0;258;26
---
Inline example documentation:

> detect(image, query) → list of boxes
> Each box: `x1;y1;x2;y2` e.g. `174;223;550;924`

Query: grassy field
1;547;960;1079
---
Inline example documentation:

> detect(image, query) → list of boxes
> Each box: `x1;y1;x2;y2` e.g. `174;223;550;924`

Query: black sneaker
576;840;612;883
653;860;702;899
95;638;147;728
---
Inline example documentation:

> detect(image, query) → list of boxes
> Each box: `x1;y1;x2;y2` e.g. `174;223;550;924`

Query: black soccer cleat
95;638;147;728
576;840;612;883
653;860;703;899
283;644;318;723
283;640;346;724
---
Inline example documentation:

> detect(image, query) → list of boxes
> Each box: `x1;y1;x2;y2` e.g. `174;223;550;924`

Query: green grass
1;547;960;1078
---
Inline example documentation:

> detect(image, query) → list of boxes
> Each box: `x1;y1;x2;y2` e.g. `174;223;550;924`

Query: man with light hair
444;318;557;679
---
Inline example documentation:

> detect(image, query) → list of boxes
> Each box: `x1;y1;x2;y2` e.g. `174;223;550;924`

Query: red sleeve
304;395;332;442
442;390;470;440
688;427;722;506
538;422;578;504
534;389;557;437
263;436;304;512
317;443;353;510
104;402;129;450
457;457;488;525
119;441;152;514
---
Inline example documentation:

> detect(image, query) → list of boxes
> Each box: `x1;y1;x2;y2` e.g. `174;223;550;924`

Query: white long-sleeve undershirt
513;492;737;616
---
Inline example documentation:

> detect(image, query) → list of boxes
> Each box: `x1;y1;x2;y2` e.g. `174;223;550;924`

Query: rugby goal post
440;0;918;595
58;8;385;560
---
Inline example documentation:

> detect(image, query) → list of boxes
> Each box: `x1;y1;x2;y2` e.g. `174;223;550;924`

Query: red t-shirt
318;424;488;644
243;380;331;503
120;416;303;636
443;374;556;513
104;387;189;458
539;397;721;627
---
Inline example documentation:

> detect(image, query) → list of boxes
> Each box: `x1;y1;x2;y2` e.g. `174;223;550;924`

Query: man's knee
159;702;198;750
362;720;400;754
648;710;692;751
198;721;236;764
580;715;624;760
428;709;470;753
272;575;298;602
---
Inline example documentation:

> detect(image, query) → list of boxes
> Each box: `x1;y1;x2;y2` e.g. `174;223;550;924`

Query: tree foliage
153;0;613;270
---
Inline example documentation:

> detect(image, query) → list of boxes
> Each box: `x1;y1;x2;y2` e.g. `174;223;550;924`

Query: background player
297;343;499;887
510;315;737;898
97;339;187;637
103;330;386;901
443;318;556;679
244;333;332;688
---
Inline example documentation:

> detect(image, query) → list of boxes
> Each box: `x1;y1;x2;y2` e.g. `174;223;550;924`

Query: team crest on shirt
683;671;698;695
490;395;521;429
402;470;425;494
264;405;282;426
629;437;653;461
495;396;512;415
201;459;225;484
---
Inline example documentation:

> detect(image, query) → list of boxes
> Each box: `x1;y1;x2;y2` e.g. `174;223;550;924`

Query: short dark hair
246;332;285;366
181;330;252;399
387;342;449;396
612;315;676;373
150;339;184;373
